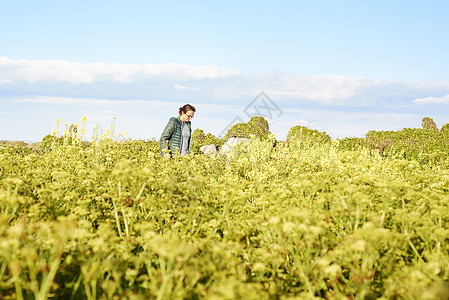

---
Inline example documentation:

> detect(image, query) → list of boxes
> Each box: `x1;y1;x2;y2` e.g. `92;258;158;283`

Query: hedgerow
337;117;449;166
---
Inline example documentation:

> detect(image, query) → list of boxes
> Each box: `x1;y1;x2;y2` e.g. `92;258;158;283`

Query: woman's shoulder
168;117;182;124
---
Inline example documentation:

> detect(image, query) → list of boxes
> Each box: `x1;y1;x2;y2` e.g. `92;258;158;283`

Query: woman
159;104;196;158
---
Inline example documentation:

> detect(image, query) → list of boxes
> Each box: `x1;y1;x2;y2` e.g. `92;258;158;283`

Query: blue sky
1;1;449;141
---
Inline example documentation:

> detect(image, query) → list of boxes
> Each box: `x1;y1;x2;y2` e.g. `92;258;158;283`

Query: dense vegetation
1;117;449;299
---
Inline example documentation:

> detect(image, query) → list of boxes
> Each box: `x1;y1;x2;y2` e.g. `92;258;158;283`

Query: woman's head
179;104;196;115
179;104;196;122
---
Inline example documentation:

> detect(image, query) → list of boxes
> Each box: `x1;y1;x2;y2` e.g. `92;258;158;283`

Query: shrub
337;137;367;151
422;117;438;131
41;134;64;151
224;116;271;140
286;125;331;146
440;122;449;135
3;140;29;147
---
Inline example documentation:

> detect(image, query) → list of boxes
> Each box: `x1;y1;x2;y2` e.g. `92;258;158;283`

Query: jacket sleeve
159;118;176;153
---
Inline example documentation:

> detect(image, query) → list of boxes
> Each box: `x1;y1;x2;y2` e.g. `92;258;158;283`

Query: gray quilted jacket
159;117;192;156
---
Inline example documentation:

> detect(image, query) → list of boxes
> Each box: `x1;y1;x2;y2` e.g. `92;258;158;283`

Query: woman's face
180;110;195;122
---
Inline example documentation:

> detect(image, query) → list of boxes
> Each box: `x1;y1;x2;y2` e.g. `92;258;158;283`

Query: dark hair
179;104;196;115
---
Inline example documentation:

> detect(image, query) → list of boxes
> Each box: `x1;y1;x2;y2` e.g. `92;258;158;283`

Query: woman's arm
159;118;176;153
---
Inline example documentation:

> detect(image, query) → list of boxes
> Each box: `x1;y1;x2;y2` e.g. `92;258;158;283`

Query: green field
1;118;449;299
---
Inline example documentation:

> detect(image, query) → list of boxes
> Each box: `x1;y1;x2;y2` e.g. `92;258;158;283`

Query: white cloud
0;57;407;105
266;75;370;102
173;84;200;91
0;57;241;84
2;57;449;111
11;96;175;106
143;63;241;80
413;94;449;104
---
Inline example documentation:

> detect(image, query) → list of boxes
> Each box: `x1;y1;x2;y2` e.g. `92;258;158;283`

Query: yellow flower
324;264;341;278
